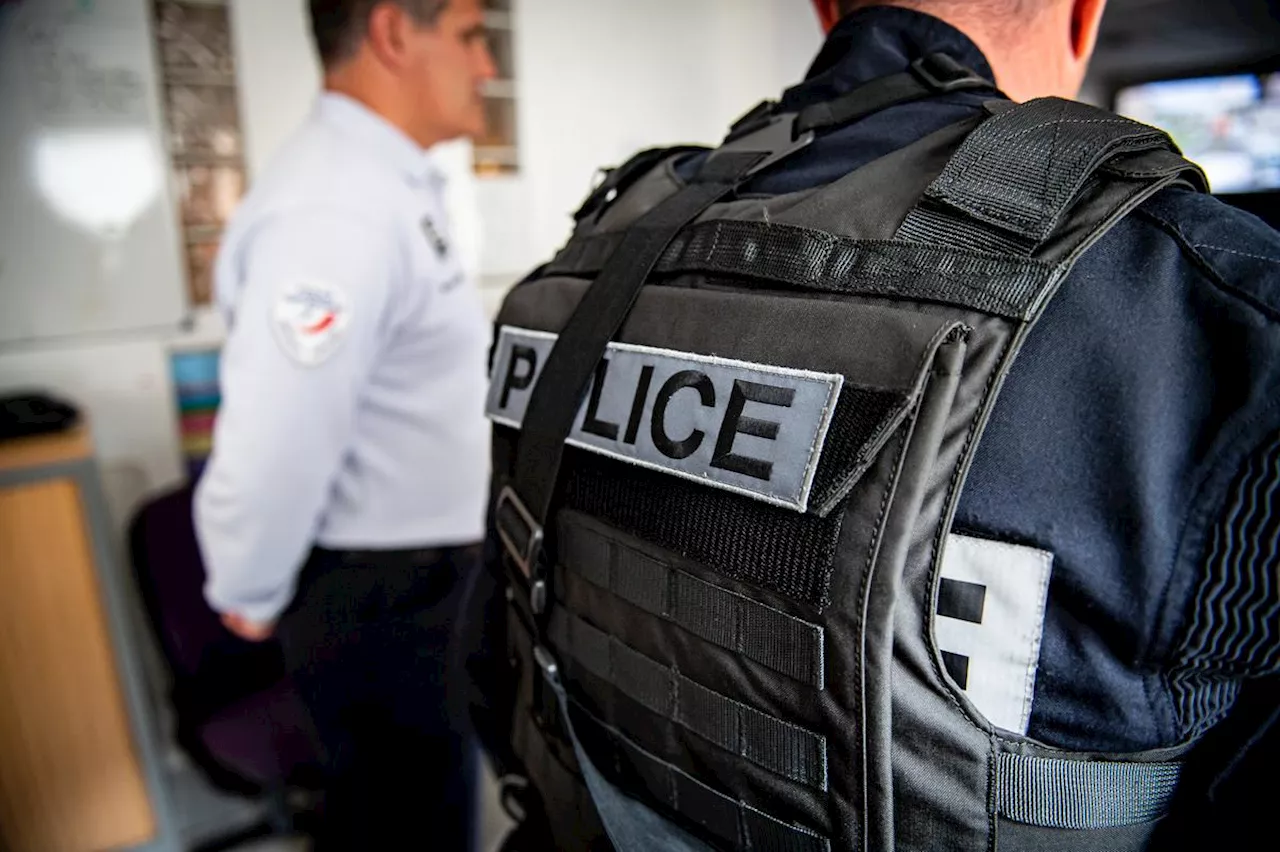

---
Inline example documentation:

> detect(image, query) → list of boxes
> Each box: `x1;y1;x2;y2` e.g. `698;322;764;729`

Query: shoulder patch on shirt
933;533;1053;735
271;280;352;367
485;326;843;512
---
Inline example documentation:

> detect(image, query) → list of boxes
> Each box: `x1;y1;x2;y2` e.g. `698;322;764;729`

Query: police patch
934;534;1053;735
271;280;351;367
486;326;843;512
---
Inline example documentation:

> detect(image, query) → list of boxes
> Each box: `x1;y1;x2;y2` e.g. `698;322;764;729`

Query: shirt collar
315;91;446;189
780;5;995;111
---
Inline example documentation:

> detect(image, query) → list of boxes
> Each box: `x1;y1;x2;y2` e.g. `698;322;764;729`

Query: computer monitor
1115;72;1280;197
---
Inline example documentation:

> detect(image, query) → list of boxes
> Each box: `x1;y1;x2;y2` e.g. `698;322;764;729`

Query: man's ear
811;0;845;34
366;1;413;70
1070;0;1108;61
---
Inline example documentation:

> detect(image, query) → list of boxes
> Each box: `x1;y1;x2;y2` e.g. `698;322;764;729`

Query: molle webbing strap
550;610;829;792
557;518;826;689
995;753;1182;829
545;218;1052;320
558;683;832;852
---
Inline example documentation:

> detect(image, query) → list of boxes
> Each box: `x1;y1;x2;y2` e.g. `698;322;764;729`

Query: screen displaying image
1116;73;1280;194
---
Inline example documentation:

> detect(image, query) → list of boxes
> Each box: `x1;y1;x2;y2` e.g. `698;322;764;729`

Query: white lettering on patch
933;533;1053;735
486;326;843;513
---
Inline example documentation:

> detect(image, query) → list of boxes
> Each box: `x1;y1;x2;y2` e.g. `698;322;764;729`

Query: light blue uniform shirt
195;93;491;623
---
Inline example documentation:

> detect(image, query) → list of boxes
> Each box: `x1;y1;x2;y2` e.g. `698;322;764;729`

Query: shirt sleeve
194;208;401;622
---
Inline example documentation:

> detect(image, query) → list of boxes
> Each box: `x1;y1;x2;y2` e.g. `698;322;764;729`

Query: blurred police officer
194;1;495;847
481;1;1280;849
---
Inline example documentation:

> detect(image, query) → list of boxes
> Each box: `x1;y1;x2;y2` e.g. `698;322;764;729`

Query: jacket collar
781;5;995;111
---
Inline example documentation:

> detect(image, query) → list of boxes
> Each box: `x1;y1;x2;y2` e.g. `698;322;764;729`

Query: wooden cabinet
0;428;171;852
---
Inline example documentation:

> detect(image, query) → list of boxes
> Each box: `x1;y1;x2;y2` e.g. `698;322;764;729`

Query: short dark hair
837;0;1050;19
309;0;450;67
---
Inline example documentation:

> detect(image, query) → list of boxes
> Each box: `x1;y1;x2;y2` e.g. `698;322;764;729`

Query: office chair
129;484;322;852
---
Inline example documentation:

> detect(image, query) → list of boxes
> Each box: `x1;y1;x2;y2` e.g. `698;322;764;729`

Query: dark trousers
279;543;480;851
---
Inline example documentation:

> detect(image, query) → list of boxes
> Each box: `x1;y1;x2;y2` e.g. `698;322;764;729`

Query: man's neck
323;71;444;150
838;2;1070;101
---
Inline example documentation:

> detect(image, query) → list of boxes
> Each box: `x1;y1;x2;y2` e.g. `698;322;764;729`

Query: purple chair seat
198;677;321;787
129;484;324;795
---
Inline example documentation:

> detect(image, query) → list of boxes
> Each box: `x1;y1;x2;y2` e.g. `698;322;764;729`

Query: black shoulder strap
511;150;764;523
796;52;995;135
897;97;1208;268
573;145;711;223
495;146;783;618
727;52;993;144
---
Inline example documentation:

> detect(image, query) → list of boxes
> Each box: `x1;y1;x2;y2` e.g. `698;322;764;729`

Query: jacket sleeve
1169;429;1280;736
194;209;400;622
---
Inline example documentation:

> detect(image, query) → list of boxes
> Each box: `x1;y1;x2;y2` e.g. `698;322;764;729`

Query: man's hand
221;612;277;642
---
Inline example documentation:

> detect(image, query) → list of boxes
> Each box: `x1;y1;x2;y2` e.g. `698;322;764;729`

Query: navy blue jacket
690;6;1280;753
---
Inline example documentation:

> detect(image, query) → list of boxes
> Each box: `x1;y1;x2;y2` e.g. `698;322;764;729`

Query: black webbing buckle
532;644;561;731
910;53;989;93
725;99;778;143
495;485;547;612
710;112;816;180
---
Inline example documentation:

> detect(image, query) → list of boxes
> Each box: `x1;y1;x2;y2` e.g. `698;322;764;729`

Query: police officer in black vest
468;1;1280;849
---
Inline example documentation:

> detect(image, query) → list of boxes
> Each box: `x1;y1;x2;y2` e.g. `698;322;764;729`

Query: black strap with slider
727;52;995;142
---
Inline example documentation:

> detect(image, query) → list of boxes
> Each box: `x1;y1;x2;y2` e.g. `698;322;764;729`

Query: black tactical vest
484;60;1208;852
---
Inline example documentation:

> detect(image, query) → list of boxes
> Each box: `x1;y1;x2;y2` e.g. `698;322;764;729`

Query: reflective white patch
271;280;351;367
934;533;1053;735
486;326;843;513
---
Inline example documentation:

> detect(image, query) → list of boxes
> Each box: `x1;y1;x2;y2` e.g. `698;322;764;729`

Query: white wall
228;0;321;180
769;0;825;89
479;0;824;278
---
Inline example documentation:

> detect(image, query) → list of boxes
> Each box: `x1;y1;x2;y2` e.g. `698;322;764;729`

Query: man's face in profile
402;0;496;142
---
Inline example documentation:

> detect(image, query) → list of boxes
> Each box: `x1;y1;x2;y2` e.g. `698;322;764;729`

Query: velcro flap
489;278;964;516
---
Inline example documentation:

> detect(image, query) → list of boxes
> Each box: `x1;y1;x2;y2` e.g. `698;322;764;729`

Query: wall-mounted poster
169;346;218;479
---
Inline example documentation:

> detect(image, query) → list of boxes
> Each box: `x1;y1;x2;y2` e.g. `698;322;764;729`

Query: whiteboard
0;0;186;345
